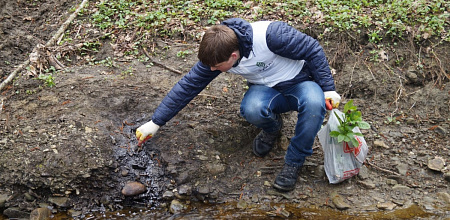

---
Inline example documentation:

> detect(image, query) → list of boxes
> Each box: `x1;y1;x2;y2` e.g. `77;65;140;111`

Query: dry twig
365;159;401;176
0;0;89;91
142;47;183;75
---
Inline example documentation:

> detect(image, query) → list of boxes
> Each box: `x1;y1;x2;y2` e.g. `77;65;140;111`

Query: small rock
357;165;370;180
24;193;35;201
169;200;186;214
48;197;69;207
197;155;208;161
444;172;450;182
206;162;225;175
121;182;146;196
175;171;190;184
251;194;259;203
272;206;290;217
392;200;405;206
396;163;408;175
162;191;174;199
68;209;82;218
3;208;30;219
120;169;129;177
357;180;376;189
278;134;290;151
405;66;418;82
0;194;9;208
373;140;389;149
237;199;247;209
405;118;416;125
437;192;450;204
433;126;447;135
386;179;398;186
197;185;210;194
30;207;51;220
392;184;410;191
387;175;403;184
423;204;434;210
264;181;271;187
330;191;351;210
377;202;396;210
428;157;446;172
363;205;378;211
209;189;219;199
178;185;192;196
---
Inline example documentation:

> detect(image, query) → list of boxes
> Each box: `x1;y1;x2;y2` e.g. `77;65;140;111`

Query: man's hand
324;91;341;110
136;121;160;146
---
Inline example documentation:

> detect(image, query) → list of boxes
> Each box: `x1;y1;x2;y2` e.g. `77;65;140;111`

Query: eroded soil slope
0;0;449;219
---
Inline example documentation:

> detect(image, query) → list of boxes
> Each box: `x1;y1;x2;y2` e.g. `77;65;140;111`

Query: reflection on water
1;202;435;219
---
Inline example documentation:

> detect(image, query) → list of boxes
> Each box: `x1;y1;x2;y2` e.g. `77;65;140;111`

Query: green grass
86;0;448;44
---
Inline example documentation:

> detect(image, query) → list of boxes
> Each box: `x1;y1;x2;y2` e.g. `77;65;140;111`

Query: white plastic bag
318;109;368;184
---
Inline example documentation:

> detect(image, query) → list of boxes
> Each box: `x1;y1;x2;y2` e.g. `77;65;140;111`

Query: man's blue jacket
151;18;336;126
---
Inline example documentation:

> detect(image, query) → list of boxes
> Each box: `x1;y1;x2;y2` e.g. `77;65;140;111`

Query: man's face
210;51;239;72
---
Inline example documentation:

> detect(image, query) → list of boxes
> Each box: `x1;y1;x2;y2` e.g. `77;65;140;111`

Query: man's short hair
198;25;239;67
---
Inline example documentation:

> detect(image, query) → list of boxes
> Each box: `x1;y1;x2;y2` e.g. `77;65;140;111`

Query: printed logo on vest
256;62;266;68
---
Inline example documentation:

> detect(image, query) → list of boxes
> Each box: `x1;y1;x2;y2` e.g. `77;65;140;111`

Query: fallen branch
0;0;89;91
142;47;183;75
365;159;401;176
0;60;30;91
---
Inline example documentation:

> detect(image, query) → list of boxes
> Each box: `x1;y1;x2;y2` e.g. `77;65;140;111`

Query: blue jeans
240;81;326;167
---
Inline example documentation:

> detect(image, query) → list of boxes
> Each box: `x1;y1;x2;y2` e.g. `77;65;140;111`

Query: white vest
228;21;305;87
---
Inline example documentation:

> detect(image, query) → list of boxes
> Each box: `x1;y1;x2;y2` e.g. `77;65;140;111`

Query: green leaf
330;131;340;137
351;138;360;147
357;121;371;129
346;132;356;139
354;132;363;136
334;112;344;125
344;100;353;113
338;134;345;143
343;136;351;142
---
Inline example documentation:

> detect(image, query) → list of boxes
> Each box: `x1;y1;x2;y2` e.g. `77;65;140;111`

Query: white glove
136;120;160;146
324;91;341;109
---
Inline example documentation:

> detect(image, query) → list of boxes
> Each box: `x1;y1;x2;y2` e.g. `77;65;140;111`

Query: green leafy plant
176;50;192;58
38;73;55;88
384;116;400;125
329;100;370;147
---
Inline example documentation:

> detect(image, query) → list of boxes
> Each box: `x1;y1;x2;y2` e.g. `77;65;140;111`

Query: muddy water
89;203;435;219
0;203;433;219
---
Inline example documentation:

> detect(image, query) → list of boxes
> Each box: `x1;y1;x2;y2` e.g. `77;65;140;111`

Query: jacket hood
222;18;253;59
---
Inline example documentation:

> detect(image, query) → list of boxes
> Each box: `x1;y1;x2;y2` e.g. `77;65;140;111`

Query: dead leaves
27;44;65;77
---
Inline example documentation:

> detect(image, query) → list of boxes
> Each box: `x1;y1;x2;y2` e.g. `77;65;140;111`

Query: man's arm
265;21;335;92
151;61;221;126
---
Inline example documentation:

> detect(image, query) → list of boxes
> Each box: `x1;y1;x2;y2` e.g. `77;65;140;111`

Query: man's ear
231;51;240;60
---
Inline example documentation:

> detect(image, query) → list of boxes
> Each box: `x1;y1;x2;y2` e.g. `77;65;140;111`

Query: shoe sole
273;182;295;192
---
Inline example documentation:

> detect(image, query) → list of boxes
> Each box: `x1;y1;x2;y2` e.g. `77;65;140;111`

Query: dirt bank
0;0;449;219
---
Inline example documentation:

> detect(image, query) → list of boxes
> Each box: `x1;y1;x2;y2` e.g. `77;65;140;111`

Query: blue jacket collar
222;18;253;65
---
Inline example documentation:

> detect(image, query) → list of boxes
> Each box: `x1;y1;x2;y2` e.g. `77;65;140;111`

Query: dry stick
365;159;401;176
0;0;89;91
142;47;183;75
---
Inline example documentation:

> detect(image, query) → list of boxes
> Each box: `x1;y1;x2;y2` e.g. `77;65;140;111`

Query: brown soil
0;0;449;219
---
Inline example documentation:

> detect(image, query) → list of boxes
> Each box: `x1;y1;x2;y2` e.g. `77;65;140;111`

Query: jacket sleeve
266;21;335;91
151;62;221;126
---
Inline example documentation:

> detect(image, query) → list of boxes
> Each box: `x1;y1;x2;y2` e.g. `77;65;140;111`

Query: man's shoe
252;117;283;157
252;130;280;157
273;164;300;192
